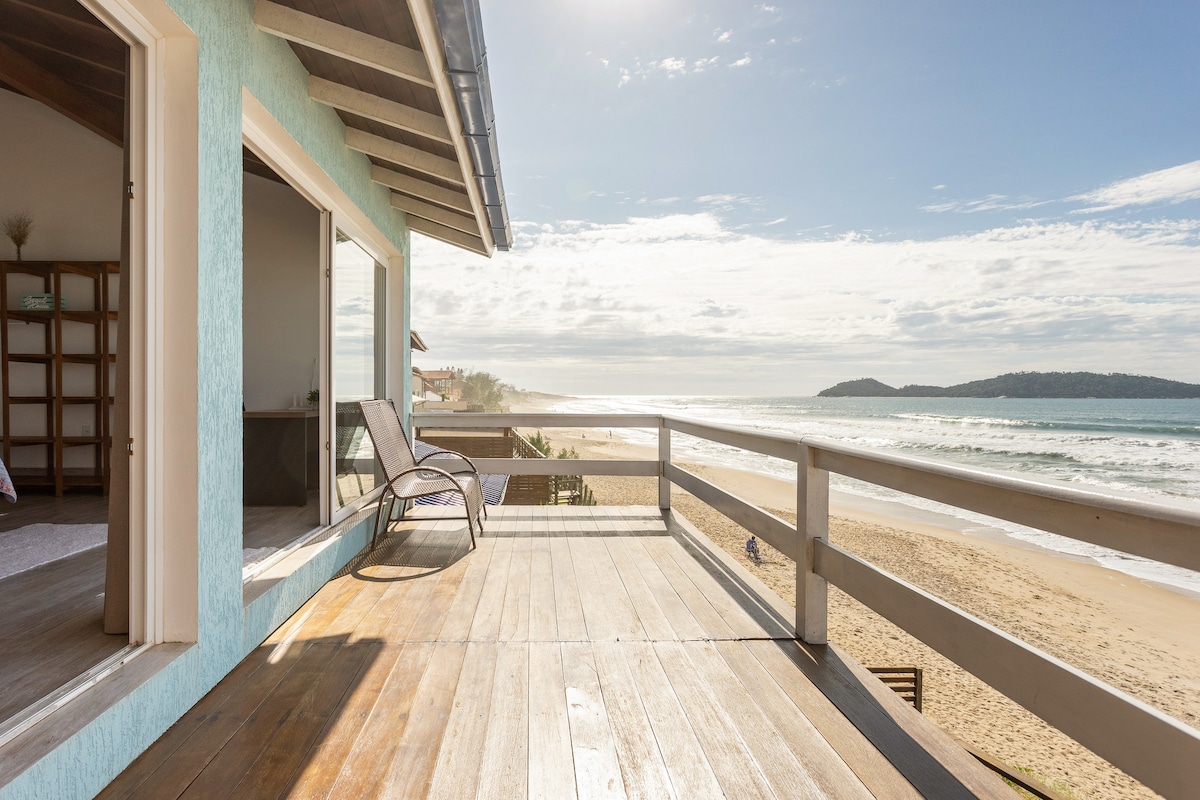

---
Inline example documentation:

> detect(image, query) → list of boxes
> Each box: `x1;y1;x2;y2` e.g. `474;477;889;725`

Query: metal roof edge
430;0;512;251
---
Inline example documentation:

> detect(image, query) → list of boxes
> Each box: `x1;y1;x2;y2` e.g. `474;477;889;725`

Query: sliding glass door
332;230;385;509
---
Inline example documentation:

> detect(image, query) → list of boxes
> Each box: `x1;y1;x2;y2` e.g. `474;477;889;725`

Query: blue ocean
549;396;1200;595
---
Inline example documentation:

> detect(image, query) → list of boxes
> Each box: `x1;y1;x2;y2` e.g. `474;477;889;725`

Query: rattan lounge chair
359;399;485;551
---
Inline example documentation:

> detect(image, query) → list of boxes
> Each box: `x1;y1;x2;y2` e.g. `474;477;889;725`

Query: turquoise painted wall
0;0;410;796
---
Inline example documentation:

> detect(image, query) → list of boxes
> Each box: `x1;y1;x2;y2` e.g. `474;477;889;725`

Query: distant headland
817;372;1200;399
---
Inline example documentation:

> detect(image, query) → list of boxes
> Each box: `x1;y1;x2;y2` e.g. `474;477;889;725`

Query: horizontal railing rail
411;410;1200;798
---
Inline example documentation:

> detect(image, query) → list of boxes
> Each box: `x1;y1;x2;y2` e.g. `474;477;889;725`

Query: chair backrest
359;399;417;482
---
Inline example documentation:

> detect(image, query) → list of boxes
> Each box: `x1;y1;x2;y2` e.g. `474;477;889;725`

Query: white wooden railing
413;411;1200;799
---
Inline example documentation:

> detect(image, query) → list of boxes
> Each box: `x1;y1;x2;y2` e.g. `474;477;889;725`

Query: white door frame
242;92;404;527
81;0;199;645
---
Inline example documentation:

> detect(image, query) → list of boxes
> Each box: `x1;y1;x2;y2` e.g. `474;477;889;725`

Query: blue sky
412;1;1200;395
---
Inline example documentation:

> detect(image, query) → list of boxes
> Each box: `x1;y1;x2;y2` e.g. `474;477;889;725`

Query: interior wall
242;171;320;411
0;89;123;466
0;89;123;261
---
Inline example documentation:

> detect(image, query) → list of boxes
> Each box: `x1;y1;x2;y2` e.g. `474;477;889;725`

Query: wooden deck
99;505;1008;799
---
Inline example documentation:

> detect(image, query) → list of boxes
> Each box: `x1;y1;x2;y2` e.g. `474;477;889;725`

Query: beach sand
507;402;1200;800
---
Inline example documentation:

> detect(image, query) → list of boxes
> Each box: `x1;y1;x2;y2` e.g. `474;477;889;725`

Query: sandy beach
507;395;1200;800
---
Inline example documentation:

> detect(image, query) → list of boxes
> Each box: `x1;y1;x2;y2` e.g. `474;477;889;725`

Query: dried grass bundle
4;212;34;260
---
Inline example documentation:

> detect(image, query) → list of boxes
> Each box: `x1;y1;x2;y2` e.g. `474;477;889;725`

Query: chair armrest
391;464;477;489
415;448;479;475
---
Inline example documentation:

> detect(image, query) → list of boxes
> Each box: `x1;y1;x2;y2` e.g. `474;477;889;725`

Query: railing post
658;417;671;510
796;443;828;643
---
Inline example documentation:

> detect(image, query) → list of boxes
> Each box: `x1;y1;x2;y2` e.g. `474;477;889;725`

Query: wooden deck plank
426;642;499;800
637;538;736;640
683;640;834;799
652;641;776;800
528;642;577;800
175;642;344;799
498;535;533;642
714;639;879;800
590;642;678;800
562;642;627;799
112;644;316;799
475;642;529;799
468;538;514;641
324;642;435;797
603;537;678;642
527;536;558;642
746;640;931;800
613;641;725;799
570;537;645;642
668;516;795;639
376;642;469;799
656;532;773;640
402;550;473;642
282;643;402;800
550;537;588;642
620;536;708;642
229;642;376;798
436;537;497;643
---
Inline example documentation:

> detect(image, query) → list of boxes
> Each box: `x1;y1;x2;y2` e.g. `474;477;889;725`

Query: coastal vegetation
817;371;1200;399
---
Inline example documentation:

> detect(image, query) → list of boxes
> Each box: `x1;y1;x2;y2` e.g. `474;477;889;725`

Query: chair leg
371;492;395;551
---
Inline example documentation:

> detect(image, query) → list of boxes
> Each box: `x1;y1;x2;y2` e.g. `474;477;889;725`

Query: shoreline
506;397;1200;800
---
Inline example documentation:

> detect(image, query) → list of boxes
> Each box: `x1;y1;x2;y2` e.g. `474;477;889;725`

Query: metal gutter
430;0;512;250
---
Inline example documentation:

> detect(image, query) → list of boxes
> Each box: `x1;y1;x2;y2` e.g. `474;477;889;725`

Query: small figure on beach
745;535;760;562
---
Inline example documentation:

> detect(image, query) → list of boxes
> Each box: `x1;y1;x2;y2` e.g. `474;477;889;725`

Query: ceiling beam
253;0;434;89
308;76;451;145
370;165;472;214
390;193;480;237
0;40;122;145
0;0;110;34
407;216;487;256
0;31;125;74
344;128;465;186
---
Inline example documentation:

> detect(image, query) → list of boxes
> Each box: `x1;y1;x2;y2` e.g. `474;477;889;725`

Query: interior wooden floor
100;506;1009;799
0;491;321;728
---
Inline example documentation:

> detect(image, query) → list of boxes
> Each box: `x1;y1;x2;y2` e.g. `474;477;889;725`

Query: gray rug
0;523;108;581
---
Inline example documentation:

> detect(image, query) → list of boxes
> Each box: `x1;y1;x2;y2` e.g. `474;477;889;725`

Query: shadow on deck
100;506;1008;799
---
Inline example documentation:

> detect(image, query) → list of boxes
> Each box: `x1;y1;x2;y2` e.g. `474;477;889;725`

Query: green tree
457;369;510;411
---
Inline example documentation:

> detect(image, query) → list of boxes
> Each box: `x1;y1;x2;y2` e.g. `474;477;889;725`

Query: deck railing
413;410;1200;799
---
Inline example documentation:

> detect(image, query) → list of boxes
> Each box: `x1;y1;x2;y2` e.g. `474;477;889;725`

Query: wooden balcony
100;505;1010;799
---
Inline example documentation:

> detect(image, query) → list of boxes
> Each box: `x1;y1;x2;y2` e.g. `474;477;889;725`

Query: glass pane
334;232;383;507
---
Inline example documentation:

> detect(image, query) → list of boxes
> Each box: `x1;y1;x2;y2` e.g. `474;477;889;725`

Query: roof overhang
253;0;511;257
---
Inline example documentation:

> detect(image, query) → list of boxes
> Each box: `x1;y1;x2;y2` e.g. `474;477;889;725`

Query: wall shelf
1;260;119;495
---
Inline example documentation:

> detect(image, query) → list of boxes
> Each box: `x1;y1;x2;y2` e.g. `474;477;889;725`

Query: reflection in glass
334;232;384;507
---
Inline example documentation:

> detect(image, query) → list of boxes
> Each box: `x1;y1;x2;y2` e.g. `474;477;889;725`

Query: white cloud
599;57;609;68
692;56;719;72
653;57;688;77
758;4;779;12
717;29;733;43
695;193;754;206
921;194;1046;214
617;68;631;88
931;184;946;190
411;214;1200;393
730;54;752;68
1072;160;1200;213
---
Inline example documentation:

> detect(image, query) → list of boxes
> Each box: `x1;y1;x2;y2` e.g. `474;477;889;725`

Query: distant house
422;369;464;401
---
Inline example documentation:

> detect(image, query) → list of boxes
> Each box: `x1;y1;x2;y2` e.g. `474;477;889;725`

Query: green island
817;371;1200;399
